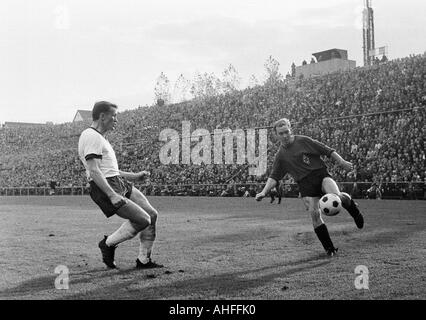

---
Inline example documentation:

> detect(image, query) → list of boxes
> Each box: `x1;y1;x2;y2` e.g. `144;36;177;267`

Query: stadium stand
1;54;425;199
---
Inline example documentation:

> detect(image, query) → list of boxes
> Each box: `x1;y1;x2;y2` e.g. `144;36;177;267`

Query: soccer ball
319;193;342;216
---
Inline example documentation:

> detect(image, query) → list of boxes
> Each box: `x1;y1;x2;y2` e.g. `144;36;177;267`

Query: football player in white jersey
78;101;163;269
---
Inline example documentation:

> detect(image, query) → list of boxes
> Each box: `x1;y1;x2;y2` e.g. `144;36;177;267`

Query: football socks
138;224;156;264
314;223;336;252
106;220;139;247
339;192;352;209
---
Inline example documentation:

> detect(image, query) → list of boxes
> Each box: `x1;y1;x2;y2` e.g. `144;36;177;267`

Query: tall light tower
363;0;375;66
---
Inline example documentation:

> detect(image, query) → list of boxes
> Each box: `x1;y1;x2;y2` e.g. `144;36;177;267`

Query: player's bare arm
330;151;353;171
87;158;124;205
256;178;277;201
119;170;150;181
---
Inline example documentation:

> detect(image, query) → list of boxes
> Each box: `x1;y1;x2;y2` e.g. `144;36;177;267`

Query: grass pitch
0;196;425;300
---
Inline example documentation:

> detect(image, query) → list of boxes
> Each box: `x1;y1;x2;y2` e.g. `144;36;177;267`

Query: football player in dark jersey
256;118;364;256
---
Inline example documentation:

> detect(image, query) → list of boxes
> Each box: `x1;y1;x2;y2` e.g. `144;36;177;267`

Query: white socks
105;221;156;263
106;220;139;247
137;225;156;263
138;240;154;264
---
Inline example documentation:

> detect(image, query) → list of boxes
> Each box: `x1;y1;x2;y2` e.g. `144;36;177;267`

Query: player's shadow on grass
59;253;332;299
0;267;144;299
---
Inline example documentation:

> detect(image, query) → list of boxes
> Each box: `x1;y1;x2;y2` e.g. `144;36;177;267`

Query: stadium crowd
1;54;425;199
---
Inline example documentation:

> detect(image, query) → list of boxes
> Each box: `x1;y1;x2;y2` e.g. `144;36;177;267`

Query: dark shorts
89;176;134;218
297;168;332;198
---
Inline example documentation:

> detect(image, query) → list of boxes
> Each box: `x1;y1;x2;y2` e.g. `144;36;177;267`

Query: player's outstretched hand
255;192;266;202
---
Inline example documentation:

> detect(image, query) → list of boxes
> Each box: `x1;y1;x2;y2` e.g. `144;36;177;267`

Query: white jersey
78;128;120;180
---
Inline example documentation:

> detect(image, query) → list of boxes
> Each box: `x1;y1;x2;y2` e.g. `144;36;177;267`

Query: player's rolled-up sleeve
85;153;102;161
82;134;103;161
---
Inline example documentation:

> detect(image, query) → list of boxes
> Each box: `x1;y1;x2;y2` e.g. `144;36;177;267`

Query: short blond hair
273;118;291;134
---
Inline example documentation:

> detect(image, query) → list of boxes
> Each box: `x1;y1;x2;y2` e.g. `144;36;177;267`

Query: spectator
1;53;425;199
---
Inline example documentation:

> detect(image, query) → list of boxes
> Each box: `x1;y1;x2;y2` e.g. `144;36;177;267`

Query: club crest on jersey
303;154;310;165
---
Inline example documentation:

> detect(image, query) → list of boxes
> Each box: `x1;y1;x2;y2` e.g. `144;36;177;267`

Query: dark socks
339;193;351;209
314;224;335;252
339;193;359;218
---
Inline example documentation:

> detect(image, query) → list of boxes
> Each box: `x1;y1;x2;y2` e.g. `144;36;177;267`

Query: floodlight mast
363;0;375;66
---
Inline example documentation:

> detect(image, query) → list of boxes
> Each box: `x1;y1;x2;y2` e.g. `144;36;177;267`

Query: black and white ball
319;193;342;216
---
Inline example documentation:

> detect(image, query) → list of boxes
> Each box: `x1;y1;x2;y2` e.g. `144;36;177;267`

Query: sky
0;0;425;124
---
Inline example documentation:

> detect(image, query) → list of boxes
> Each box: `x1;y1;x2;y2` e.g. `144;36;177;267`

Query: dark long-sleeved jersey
269;135;335;183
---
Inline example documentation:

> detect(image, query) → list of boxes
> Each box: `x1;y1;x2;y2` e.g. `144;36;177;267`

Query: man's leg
302;197;338;256
130;187;163;268
322;177;364;229
99;200;151;268
107;200;151;245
